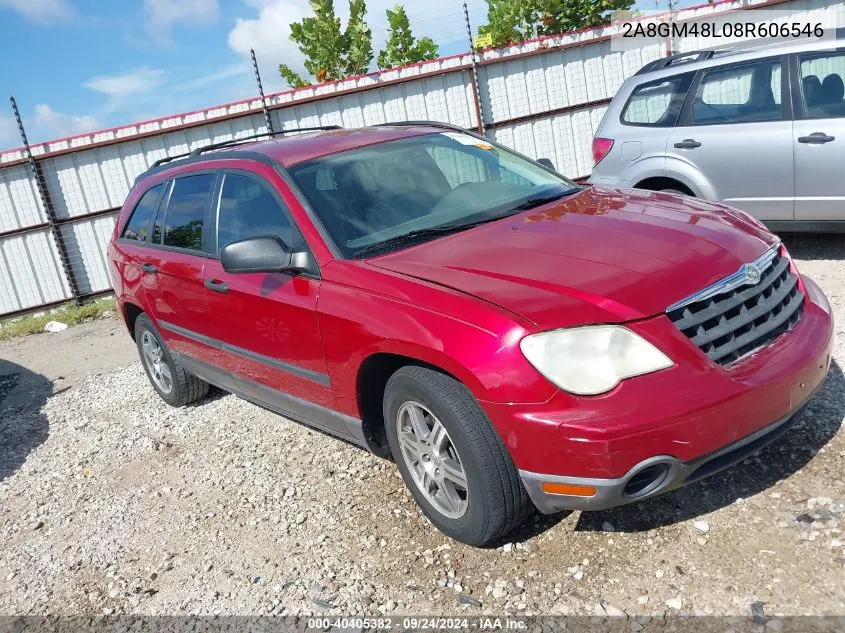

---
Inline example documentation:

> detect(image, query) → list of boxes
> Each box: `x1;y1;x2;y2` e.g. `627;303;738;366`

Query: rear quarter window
162;174;216;251
621;72;694;127
121;184;163;242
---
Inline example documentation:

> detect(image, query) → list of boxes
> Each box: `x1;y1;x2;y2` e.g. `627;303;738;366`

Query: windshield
288;132;579;258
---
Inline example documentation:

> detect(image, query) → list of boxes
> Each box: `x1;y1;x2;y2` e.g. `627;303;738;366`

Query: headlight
520;325;674;396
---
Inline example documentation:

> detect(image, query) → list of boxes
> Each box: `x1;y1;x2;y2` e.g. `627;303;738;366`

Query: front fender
316;267;558;418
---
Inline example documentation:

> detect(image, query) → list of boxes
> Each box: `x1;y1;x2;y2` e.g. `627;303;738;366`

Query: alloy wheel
141;331;173;395
395;401;469;519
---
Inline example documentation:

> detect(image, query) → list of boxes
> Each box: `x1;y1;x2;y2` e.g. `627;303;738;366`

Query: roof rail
149;125;342;168
637;28;845;76
376;120;468;132
635;51;713;75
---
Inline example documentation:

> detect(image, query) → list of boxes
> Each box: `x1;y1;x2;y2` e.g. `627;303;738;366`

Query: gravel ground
1;235;844;618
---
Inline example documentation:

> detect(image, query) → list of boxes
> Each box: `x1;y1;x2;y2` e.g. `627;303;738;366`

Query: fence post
9;96;82;307
251;49;274;134
463;2;487;136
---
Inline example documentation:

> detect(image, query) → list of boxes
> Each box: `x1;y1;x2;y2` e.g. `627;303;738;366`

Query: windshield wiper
506;188;580;212
353;187;581;258
354;221;488;258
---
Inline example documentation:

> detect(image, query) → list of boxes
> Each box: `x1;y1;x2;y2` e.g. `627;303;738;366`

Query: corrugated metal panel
0;164;44;231
491;104;609;178
0;230;71;314
61;214;116;295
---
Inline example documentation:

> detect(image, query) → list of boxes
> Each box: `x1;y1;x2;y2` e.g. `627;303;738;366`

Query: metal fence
0;0;839;317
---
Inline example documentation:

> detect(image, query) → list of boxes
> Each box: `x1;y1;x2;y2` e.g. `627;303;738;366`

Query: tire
383;366;532;546
135;313;209;407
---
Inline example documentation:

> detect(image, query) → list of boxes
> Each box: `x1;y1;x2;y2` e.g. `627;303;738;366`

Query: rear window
621;73;693;127
121;184;163;242
162;174;216;251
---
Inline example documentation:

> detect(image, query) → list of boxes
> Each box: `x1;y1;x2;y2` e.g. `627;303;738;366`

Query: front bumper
481;276;833;513
520;390;817;513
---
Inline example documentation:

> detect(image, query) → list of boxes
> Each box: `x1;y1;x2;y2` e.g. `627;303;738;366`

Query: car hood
369;186;776;329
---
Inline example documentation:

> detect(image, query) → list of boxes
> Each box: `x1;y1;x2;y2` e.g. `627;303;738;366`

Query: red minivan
107;123;833;546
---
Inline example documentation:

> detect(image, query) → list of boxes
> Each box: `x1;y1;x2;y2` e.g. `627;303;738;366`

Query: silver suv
589;35;845;232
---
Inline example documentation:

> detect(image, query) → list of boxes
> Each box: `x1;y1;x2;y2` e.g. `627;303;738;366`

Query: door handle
673;139;701;149
798;132;835;144
204;279;229;294
140;262;157;274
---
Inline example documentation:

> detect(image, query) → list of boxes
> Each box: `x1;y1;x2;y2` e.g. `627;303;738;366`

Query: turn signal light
541;482;597;497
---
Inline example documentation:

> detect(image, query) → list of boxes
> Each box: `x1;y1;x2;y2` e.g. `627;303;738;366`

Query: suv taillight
592;138;614;165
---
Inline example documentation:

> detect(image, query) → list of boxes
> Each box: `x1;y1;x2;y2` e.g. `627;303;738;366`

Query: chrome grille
667;245;804;366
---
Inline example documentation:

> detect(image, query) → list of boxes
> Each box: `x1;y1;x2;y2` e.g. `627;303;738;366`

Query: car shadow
780;234;845;262
572;359;845;533
0;359;53;481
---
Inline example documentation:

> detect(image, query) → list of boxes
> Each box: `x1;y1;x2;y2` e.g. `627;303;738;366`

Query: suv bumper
519;392;817;513
482;276;833;513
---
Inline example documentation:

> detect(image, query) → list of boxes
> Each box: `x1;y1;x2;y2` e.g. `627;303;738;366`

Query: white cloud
0;113;20;150
144;0;219;38
84;67;167;99
227;0;483;89
177;64;251;92
228;1;310;90
0;0;76;24
32;105;99;139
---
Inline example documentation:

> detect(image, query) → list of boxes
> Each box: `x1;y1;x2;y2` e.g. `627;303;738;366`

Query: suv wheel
660;187;689;196
135;314;209;407
384;366;532;546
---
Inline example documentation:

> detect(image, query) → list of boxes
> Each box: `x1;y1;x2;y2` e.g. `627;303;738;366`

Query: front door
666;57;794;222
202;169;348;438
792;50;845;222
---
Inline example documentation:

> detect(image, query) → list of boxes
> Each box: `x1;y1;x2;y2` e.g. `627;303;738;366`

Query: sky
0;0;691;151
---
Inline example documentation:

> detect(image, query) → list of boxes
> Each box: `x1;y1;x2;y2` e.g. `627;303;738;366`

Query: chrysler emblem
743;264;762;284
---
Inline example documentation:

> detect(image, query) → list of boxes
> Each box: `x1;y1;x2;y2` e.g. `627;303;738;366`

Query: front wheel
384;366;532;546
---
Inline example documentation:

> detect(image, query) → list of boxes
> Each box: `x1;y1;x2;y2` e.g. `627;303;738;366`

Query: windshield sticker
441;132;494;151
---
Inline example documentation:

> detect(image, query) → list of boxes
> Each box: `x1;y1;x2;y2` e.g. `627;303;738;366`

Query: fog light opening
623;463;671;499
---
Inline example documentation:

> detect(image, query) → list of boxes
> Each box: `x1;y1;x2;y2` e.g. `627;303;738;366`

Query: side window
621;72;693;127
162;174;216;251
217;173;302;252
799;53;845;119
692;60;783;125
121;184;163;242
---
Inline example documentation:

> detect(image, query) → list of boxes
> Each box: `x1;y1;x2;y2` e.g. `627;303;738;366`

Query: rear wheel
135;314;208;407
384;366;532;546
659;187;689;196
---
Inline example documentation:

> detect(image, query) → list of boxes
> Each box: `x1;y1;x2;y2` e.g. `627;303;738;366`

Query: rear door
792;50;845;221
666;56;794;221
141;171;225;377
202;168;349;438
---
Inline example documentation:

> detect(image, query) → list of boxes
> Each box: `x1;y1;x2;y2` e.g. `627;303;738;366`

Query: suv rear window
621;73;693;127
122;184;163;242
162;174;215;251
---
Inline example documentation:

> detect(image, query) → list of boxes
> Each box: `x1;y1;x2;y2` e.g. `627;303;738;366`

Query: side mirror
536;157;556;171
220;236;309;274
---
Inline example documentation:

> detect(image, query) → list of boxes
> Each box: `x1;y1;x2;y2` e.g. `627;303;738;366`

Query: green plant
279;0;374;87
0;298;117;341
478;0;634;47
376;5;439;70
